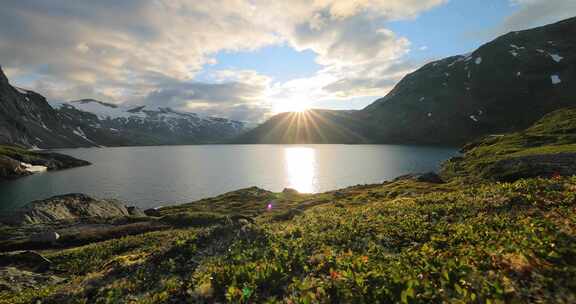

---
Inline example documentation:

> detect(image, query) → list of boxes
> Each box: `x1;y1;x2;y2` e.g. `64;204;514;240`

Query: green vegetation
1;108;576;303
442;107;576;181
1;177;574;303
0;145;35;158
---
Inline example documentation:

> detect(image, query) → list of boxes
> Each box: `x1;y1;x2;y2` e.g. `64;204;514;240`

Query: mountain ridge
0;70;247;148
237;16;576;145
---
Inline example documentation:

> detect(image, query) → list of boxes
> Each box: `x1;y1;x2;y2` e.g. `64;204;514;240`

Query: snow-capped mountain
0;66;246;149
53;99;247;146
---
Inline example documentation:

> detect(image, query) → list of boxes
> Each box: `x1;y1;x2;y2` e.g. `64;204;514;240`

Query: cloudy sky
2;0;575;122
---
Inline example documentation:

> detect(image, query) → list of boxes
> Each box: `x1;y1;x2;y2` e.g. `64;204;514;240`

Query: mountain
54;99;246;146
0;67;96;148
0;67;247;148
238;16;576;144
232;109;371;144
363;16;576;144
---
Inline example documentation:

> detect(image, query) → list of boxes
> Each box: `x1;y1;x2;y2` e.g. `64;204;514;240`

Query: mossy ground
1;176;575;303
442;107;576;181
0;145;35;159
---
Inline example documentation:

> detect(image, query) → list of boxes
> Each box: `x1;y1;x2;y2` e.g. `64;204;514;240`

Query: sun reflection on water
284;147;317;193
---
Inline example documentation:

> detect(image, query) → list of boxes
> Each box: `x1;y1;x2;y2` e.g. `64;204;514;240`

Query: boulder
30;231;60;243
0;251;52;272
0;193;130;225
415;172;444;184
127;206;146;217
0;155;29;179
0;267;64;292
393;172;444;184
282;188;299;195
144;207;163;217
482;153;576;181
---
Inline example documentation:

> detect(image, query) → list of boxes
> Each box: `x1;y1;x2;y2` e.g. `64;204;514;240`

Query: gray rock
282;188;299;195
30;231;60;243
0;267;64;292
415;172;444;184
1;193;130;225
0;155;29;179
144;207;163;217
482;153;576;181
0;251;52;272
127;206;146;217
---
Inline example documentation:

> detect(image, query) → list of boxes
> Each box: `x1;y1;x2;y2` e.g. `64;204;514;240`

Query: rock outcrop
0;193;130;225
0;251;53;272
0;155;28;178
481;153;576;181
0;145;91;180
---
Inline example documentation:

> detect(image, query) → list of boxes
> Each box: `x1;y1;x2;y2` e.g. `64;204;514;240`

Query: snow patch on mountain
549;53;563;62
15;87;29;95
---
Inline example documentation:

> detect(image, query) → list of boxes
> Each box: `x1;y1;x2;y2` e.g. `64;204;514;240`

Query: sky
1;0;576;122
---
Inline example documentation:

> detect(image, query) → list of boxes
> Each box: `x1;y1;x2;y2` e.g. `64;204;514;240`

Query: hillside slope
0;67;96;148
364;16;576;144
442;107;576;181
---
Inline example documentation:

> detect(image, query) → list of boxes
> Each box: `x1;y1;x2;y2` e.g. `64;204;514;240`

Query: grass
1;176;574;303
441;107;576;181
0;145;34;158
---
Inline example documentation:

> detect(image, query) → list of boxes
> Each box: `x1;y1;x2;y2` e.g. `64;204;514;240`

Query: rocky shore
0;146;90;180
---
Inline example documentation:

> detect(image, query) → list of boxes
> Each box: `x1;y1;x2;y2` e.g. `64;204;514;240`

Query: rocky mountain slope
238;16;576;144
0;67;247;148
364;16;576;144
0;68;96;148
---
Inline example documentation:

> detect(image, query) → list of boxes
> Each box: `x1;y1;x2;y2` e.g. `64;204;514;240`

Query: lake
0;145;459;211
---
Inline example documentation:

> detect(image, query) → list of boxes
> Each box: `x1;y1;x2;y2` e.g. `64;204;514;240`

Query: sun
273;100;311;113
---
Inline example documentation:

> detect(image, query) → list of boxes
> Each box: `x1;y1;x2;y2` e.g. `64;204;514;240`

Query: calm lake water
0;145;458;211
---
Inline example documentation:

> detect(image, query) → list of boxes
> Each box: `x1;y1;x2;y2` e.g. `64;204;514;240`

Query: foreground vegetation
1;108;576;303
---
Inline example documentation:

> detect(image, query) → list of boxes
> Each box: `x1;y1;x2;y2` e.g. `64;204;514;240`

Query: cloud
0;0;447;121
502;0;576;32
